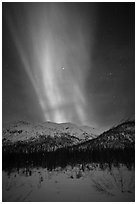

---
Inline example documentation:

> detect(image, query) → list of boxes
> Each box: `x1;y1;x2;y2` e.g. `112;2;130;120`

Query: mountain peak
3;120;98;142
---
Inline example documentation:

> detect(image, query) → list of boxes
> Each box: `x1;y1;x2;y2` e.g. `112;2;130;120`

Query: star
108;72;113;76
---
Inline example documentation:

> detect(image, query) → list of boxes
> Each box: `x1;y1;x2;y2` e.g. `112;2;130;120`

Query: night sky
2;3;135;131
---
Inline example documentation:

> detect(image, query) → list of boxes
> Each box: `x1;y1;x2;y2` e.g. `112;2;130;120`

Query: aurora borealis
3;3;135;130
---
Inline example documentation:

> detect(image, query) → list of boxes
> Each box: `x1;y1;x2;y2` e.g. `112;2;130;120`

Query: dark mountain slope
72;120;135;151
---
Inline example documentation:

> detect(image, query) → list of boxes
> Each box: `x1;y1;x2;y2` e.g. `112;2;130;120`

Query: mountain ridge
2;120;135;169
3;120;135;153
71;120;135;151
2;120;98;145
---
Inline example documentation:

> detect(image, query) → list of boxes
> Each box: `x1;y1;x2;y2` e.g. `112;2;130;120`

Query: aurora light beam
7;3;96;126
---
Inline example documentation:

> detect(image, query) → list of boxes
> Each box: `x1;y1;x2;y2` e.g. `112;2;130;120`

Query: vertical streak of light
7;14;46;116
6;4;96;125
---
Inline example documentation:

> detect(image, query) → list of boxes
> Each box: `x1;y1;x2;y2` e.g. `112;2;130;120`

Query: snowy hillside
2;121;98;152
74;120;135;151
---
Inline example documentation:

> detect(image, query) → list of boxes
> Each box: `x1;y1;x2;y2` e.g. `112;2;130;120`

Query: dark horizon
2;2;135;131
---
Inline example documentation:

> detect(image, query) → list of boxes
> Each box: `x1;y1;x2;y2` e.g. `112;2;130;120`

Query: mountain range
2;121;99;153
2;120;135;154
72;120;135;151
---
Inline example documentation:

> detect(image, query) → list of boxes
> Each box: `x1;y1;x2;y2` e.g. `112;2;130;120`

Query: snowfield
3;164;134;202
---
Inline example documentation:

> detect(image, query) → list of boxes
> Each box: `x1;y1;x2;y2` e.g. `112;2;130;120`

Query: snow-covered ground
3;164;134;202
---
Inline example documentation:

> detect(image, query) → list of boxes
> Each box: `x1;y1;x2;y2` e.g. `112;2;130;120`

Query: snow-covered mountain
74;120;135;151
2;120;98;145
3;120;134;155
2;120;135;169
